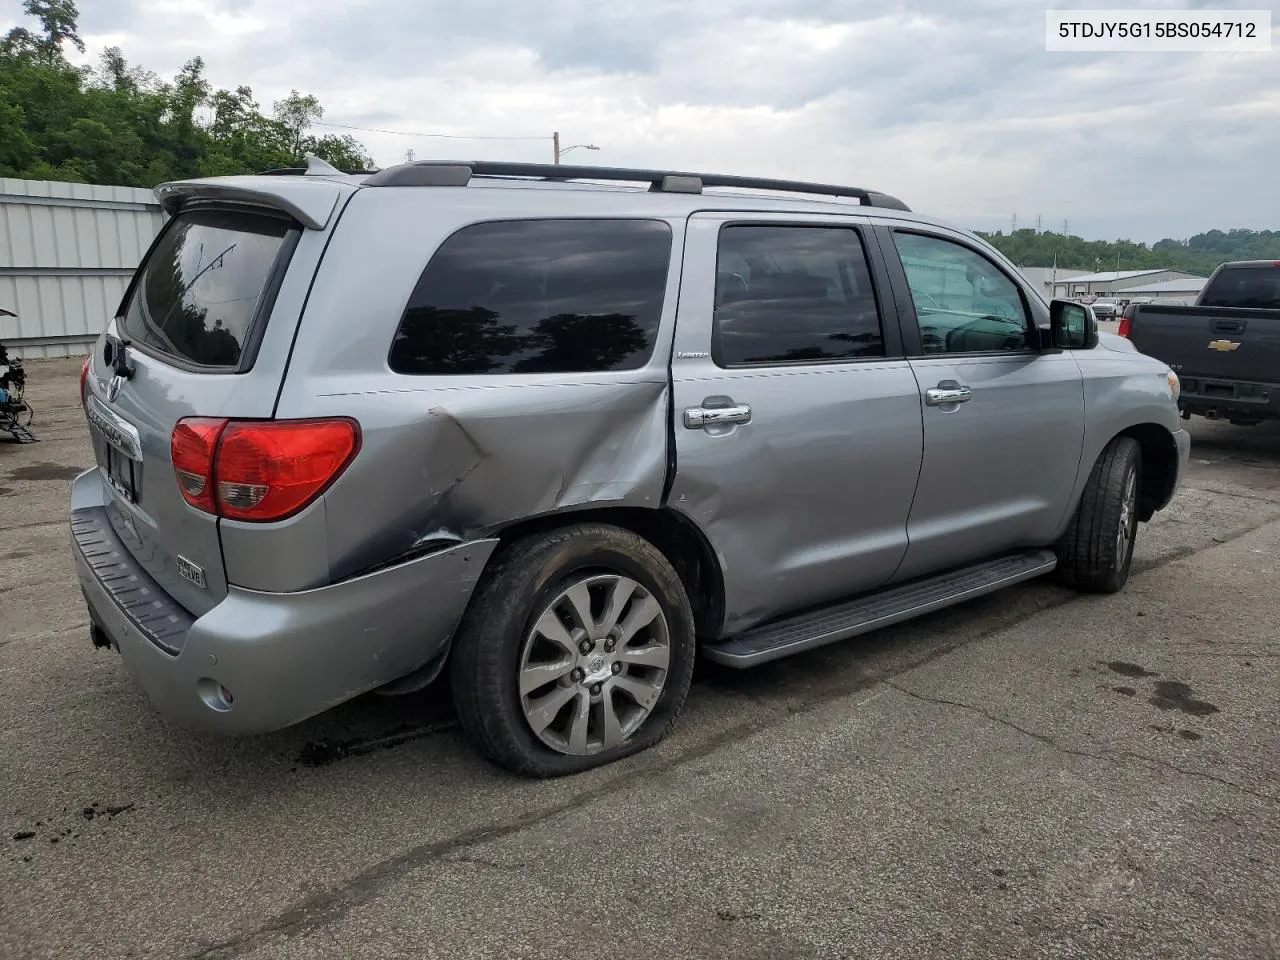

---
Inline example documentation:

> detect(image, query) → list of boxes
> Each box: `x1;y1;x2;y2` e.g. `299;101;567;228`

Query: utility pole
1063;219;1069;235
1036;214;1042;234
1012;214;1018;233
553;131;560;165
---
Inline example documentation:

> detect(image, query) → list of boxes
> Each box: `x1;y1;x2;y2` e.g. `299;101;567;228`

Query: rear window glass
119;209;293;369
1199;267;1280;309
389;219;672;376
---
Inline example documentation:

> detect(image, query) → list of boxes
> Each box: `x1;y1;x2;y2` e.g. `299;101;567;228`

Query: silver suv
71;158;1191;777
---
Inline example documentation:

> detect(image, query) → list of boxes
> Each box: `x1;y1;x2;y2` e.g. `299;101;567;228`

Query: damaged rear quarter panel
273;186;686;582
308;377;671;579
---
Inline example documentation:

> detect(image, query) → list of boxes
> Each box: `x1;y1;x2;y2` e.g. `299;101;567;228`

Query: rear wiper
152;242;239;335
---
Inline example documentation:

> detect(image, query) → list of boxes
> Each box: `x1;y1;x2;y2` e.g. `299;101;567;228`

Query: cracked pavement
3;357;1279;960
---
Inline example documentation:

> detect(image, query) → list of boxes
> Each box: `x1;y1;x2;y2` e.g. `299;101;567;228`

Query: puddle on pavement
5;462;83;482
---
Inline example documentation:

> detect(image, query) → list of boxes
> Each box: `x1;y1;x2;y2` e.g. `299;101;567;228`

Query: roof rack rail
360;161;910;211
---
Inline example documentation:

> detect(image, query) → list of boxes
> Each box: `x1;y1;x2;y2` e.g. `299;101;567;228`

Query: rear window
119;209;294;369
389;219;672;376
1200;267;1280;310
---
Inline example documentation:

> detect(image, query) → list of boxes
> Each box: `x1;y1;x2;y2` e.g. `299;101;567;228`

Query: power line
312;120;550;142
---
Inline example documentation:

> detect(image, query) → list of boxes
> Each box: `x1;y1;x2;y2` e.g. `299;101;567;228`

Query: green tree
977;228;1280;277
14;0;84;63
0;95;37;171
0;1;372;186
273;89;323;158
302;133;372;172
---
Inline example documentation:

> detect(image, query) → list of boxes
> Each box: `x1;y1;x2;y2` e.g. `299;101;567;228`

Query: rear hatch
1129;305;1280;383
82;204;305;616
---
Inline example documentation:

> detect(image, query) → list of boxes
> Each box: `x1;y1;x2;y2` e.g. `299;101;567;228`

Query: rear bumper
1178;377;1280;422
70;469;498;735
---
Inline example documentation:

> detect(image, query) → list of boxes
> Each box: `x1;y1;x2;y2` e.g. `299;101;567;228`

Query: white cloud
9;0;1279;243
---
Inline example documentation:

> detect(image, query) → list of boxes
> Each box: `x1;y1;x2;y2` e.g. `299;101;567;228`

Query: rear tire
450;523;696;778
1056;436;1142;594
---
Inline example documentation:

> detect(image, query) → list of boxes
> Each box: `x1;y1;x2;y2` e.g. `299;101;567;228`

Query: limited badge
175;555;207;589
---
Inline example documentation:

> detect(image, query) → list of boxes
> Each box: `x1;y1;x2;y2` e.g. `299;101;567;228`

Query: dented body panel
265;186;683;586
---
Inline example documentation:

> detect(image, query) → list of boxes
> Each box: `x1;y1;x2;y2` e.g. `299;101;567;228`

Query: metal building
1115;276;1208;304
0;178;165;359
1049;268;1203;300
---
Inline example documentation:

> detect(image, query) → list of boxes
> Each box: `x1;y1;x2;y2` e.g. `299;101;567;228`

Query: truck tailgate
1129;307;1280;382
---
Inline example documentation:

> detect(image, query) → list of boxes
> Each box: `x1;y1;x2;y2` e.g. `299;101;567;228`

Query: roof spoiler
154;175;345;230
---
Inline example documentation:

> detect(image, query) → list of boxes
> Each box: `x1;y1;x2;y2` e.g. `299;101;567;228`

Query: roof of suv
154;156;967;236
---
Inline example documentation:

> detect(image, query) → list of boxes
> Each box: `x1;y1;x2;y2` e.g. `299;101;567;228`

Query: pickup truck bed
1125;262;1280;424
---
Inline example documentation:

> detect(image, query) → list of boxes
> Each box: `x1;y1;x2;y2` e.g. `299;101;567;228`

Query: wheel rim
518;573;671;756
1116;469;1137;567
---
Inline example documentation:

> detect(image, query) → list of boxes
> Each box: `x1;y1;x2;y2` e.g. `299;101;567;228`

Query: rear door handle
684;404;752;429
925;385;972;406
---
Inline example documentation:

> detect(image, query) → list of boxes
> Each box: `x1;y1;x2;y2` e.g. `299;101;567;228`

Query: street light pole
552;132;599;164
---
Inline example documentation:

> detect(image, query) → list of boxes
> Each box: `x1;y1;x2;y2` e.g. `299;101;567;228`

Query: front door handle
925;385;972;406
684;404;752;429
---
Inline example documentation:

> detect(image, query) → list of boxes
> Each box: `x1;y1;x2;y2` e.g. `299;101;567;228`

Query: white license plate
104;443;139;503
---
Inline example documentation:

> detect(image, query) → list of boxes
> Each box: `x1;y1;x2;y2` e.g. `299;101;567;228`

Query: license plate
105;445;139;503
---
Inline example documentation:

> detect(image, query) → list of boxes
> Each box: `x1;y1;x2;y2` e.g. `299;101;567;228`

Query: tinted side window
119;209;292;369
892;232;1030;354
1199;267;1280;309
713;226;884;367
389;219;672;376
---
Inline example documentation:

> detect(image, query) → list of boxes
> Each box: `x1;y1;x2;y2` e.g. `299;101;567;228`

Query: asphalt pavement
2;357;1278;960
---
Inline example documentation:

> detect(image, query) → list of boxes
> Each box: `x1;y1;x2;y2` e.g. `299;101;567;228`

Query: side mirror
1045;299;1098;350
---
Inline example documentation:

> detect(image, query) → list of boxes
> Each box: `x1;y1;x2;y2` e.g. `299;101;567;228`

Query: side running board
703;549;1058;668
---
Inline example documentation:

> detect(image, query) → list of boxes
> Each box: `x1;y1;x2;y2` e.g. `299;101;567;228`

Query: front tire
1057;436;1142;594
450;523;696;777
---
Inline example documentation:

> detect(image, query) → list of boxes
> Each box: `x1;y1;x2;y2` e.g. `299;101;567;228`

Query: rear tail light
80;356;91;408
1117;316;1132;339
171;418;228;514
170;418;360;522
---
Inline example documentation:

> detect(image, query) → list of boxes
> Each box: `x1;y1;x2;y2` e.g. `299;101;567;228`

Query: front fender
1061;350;1184;531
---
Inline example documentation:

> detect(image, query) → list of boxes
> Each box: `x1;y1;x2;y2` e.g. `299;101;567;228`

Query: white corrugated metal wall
0;178;166;358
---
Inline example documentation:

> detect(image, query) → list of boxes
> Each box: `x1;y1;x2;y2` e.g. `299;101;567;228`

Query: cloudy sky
10;0;1279;243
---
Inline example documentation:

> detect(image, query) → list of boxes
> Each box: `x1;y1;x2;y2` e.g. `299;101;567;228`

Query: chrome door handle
684;404;752;428
925;385;972;406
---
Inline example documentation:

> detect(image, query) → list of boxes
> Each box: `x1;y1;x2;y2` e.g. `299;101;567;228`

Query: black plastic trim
72;505;194;656
705;550;1057;666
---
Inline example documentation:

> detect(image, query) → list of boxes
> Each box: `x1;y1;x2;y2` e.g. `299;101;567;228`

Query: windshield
118;208;294;369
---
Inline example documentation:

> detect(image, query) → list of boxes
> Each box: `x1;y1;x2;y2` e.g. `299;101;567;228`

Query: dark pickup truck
1121;260;1280;425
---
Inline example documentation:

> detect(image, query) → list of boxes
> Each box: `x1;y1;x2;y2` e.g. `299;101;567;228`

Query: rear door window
389;219;673;376
118;208;295;370
711;225;885;366
1199;267;1280;309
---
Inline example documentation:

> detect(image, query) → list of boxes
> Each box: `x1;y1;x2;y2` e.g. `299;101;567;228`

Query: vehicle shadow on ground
159;577;1072;781
1186;416;1280;465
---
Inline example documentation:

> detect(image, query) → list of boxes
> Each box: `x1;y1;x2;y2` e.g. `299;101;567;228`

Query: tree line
0;0;372;188
978;227;1280;278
